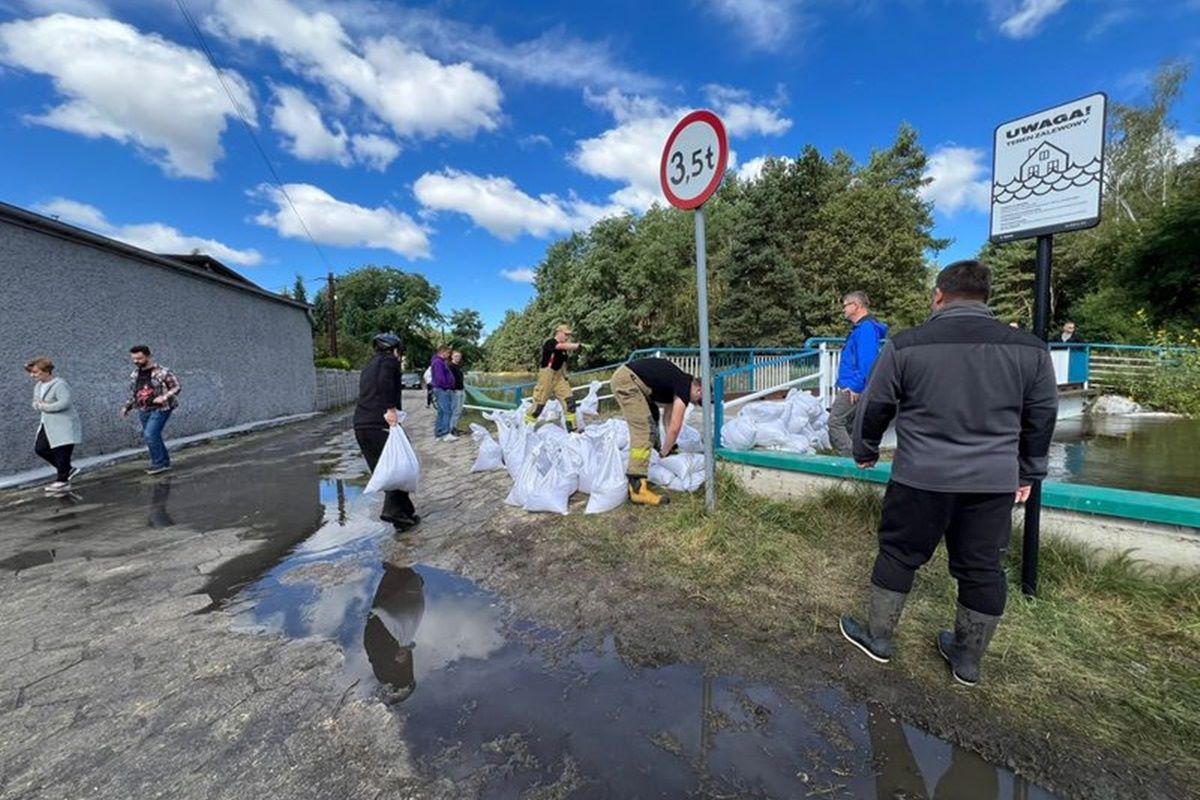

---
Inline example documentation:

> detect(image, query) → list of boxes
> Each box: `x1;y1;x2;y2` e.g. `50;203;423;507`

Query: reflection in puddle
229;545;1059;799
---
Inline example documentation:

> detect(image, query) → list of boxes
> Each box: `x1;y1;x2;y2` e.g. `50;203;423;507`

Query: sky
1;0;1198;335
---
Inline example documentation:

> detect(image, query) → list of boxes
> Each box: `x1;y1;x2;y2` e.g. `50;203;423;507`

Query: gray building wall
0;209;317;477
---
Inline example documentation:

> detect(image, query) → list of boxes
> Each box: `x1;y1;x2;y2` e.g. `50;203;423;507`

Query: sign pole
1022;233;1053;597
694;206;715;512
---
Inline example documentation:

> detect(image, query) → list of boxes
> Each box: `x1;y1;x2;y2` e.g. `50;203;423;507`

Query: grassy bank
548;473;1200;776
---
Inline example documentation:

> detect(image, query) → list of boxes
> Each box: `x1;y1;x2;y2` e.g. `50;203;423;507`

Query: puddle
225;534;1060;799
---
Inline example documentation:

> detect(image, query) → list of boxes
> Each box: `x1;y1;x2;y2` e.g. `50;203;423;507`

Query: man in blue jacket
829;291;888;455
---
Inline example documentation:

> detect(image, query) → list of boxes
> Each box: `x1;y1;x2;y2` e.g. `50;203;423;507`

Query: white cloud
271;85;350;165
211;0;502;141
499;268;536;284
252;183;430;259
327;2;661;92
350;133;400;171
1173;132;1200;163
413;169;621;240
920;145;991;215
36;198;263;266
996;0;1069;39
0;14;253;179
704;85;792;137
699;0;800;52
737;156;770;182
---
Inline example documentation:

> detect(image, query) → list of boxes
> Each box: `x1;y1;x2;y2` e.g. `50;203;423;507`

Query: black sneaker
67;466;80;482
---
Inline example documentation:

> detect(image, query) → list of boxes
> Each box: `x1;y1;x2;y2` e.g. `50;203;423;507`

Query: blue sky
1;0;1198;335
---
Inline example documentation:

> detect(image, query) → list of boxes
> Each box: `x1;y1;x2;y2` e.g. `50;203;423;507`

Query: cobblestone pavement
0;401;508;800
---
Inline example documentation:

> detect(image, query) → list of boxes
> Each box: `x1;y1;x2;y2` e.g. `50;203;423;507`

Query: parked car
400;371;423;390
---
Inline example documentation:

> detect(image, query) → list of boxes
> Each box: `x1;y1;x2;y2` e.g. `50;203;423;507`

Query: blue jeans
433;389;454;437
138;409;172;467
450;390;465;431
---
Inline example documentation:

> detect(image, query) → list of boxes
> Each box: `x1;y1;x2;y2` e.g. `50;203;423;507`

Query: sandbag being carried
364;415;421;494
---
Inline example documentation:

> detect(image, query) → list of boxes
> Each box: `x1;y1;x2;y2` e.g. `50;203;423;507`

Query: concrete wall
316;369;361;411
0;215;316;477
724;462;1200;572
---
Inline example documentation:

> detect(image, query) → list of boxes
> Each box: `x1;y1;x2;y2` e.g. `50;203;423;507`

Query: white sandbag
523;442;580;515
720;416;756;450
364;416;420;494
585;437;627;514
505;441;547;507
754;418;791;449
577;381;602;429
539;399;563;422
500;423;530;481
574;435;598;494
675;423;704;453
469;423;505;472
739;401;787;423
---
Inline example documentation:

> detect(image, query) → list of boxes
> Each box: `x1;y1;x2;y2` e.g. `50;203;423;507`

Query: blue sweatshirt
836;315;888;393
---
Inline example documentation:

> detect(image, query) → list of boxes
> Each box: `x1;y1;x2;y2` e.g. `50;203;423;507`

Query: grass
547;471;1200;776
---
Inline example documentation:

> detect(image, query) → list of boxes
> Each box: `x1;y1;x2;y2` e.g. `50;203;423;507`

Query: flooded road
0;409;1060;799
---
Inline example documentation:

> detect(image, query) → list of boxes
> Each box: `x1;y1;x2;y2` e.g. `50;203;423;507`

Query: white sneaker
44;481;70;492
442;433;459;441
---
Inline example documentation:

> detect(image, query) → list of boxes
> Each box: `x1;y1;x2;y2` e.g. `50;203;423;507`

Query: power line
173;0;333;274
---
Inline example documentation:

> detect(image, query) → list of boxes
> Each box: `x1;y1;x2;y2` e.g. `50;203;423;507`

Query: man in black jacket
354;333;419;531
839;260;1058;687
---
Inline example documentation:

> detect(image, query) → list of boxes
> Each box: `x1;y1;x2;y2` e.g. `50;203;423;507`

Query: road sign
660;110;727;512
990;92;1107;242
660;110;729;211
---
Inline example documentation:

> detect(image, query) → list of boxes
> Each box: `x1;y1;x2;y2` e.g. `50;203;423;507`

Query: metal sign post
661;110;728;513
990;93;1106;596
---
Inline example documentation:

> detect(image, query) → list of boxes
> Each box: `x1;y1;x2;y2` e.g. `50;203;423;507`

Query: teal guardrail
716;449;1200;530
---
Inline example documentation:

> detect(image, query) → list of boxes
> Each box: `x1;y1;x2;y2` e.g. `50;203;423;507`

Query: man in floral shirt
120;345;181;475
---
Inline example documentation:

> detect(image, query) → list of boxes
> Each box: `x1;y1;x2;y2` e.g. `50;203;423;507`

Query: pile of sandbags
474;401;705;515
720;389;830;454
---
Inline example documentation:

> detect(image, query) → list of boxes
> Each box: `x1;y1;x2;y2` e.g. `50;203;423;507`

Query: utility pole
326;272;338;359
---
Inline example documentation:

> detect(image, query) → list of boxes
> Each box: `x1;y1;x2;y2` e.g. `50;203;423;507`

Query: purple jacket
431;356;455;390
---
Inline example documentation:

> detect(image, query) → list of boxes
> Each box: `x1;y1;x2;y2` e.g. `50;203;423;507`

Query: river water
1049;414;1200;497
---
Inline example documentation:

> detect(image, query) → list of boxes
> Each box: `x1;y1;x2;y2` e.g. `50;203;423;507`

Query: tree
448;308;485;365
312;266;442;367
292;275;308;305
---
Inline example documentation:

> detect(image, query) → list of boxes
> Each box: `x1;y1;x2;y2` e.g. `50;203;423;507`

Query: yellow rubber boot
628;476;669;506
565;412;577;433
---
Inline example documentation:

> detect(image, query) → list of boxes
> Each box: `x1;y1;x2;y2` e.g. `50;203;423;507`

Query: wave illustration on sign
993;141;1101;204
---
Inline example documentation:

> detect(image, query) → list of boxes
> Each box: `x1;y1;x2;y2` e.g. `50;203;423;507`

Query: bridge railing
711;350;822;448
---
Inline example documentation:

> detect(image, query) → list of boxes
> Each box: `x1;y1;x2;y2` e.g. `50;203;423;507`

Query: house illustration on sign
1020;142;1070;180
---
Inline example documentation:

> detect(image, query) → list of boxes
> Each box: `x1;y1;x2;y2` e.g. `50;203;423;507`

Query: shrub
314;357;353;370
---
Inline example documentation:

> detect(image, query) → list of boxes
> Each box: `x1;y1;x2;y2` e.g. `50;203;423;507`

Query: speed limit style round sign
660;110;729;210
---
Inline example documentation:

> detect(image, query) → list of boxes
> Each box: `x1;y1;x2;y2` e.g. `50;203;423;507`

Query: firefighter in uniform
527;324;583;430
610;357;703;506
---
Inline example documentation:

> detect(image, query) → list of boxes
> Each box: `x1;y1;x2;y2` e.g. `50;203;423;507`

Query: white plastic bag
469;423;505;472
364;418;420;494
721;416;756;450
505;442;546;507
754;418;791;449
523;442;580;515
585;437;627;514
577;381;602;429
675;424;703;453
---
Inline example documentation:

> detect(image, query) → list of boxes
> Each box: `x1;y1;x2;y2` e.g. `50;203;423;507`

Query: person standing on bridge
527;324;582;431
354;333;419;531
829;291;888;457
838;260;1058;687
430;345;457;442
611;358;704;507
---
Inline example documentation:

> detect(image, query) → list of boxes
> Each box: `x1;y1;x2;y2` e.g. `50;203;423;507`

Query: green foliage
447;308;486;366
291;275;308;305
312;265;443;368
314;357;352;370
1123;324;1200;415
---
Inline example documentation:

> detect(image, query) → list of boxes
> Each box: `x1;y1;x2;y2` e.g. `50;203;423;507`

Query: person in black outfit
354;333;419;531
839;260;1058;687
449;351;466;436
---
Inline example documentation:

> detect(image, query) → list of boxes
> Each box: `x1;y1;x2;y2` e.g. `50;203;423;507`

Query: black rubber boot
937;604;1001;687
839;585;908;664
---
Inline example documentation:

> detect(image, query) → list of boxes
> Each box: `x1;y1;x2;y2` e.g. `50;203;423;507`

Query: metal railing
711;350;821;448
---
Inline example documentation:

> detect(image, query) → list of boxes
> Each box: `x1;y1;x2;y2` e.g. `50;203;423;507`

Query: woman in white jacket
26;357;83;491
